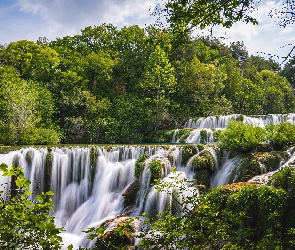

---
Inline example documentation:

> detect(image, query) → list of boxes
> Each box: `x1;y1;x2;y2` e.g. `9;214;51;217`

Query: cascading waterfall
211;153;241;188
2;142;295;248
174;113;295;144
0;145;195;248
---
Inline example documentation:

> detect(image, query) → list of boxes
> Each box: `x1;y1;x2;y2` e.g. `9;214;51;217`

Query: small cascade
211;153;241;188
175;114;295;144
185;114;240;129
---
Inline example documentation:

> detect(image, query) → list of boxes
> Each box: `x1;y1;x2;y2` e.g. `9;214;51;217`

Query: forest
0;23;295;145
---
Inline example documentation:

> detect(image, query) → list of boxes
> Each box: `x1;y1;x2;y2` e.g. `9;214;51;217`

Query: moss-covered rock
177;128;193;143
94;216;140;250
122;180;139;208
149;159;165;179
191;150;215;187
256;143;273;152
134;154;148;179
181;145;197;165
229;152;288;183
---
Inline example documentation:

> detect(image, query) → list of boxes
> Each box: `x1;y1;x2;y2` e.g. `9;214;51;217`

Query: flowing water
1;113;295;248
0;145;200;248
173;113;295;144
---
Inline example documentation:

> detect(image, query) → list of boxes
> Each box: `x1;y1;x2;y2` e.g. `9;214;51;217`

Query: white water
1;144;292;248
185;114;295;129
173;113;295;144
0;145;200;248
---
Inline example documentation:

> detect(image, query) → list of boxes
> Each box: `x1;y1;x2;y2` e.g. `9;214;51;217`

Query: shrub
0;164;63;249
265;122;295;150
217;121;265;153
20;127;60;145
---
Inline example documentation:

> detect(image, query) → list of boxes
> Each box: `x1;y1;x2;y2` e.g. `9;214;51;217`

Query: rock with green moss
190;150;215;187
149;159;165;179
94;215;140;249
134;154;149;179
229;152;288;183
181;145;197;165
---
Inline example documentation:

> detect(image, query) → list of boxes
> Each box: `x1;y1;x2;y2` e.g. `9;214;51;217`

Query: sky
0;0;294;64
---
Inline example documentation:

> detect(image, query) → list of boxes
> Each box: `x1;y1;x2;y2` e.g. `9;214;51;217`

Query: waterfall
1;143;292;248
211;153;241;188
175;113;295;145
185;114;295;129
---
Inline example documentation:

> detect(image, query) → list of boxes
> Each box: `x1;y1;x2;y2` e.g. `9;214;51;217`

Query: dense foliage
0;163;63;249
136;170;295;250
217;121;295;153
0;23;295;145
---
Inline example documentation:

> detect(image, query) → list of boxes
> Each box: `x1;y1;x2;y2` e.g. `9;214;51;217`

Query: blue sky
0;0;294;64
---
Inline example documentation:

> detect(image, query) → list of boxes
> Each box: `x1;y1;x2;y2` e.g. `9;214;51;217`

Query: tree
153;0;258;46
0;40;60;82
0;163;63;249
281;56;295;88
0;66;60;145
141;46;177;131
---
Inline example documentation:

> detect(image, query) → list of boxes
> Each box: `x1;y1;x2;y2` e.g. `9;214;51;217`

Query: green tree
174;56;229;117
85;50;117;98
141;46;177;130
0;66;60;145
255;70;295;114
0;40;60;82
281;56;295;88
154;0;258;46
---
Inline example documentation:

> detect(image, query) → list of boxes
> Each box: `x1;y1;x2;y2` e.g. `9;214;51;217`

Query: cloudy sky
0;0;294;64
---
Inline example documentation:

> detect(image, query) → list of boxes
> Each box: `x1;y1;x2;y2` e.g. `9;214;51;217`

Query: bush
217;121;265;153
0;164;63;249
265;122;295;150
20;127;60;145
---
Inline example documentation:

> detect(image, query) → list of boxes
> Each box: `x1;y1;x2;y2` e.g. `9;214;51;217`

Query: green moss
95;217;135;249
191;150;215;172
200;130;207;144
197;144;205;151
181;145;197;165
230;152;286;183
135;154;148;179
178;129;193;143
191;150;215;188
149;159;164;179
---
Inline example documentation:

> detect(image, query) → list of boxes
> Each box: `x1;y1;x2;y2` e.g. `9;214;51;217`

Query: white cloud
0;0;294;63
201;0;295;63
16;0;157;40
